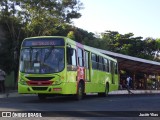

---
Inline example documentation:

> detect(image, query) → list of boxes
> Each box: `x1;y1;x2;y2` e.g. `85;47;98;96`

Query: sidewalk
0;90;36;98
0;90;160;98
109;90;160;95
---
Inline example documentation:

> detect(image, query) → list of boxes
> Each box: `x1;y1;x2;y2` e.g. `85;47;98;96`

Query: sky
72;0;160;39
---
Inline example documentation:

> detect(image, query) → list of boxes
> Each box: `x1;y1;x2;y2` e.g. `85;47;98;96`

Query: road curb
0;90;160;98
0;91;36;98
109;90;160;95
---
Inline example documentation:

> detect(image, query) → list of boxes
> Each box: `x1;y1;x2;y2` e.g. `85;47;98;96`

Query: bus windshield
20;47;64;74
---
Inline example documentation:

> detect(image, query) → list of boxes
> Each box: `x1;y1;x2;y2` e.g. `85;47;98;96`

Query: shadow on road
25;94;105;103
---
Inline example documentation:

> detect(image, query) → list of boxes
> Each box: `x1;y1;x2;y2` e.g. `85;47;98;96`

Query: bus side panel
108;75;119;92
98;71;110;92
85;71;113;93
66;71;77;94
86;69;99;93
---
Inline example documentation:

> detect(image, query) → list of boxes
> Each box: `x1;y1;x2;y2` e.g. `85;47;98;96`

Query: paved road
0;94;160;120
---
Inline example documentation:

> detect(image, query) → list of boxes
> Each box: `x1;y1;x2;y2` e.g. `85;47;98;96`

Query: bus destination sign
22;38;65;47
31;41;55;46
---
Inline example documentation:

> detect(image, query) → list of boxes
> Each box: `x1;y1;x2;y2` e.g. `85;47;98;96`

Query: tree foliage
100;30;159;60
0;0;83;73
67;31;75;40
0;0;83;36
0;0;160;74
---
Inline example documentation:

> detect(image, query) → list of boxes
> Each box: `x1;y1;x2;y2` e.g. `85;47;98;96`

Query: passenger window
78;48;84;66
114;62;118;74
98;56;103;71
67;47;77;66
84;51;89;68
104;58;109;72
91;53;98;69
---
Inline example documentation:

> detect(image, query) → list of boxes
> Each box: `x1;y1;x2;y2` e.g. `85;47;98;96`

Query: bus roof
22;36;117;62
24;36;65;40
65;37;117;62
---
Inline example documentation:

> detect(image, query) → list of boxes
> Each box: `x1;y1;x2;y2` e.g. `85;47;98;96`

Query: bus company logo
38;82;41;85
1;112;42;118
2;112;12;117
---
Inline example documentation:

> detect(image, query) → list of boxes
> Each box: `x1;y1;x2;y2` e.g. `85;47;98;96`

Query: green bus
18;36;119;100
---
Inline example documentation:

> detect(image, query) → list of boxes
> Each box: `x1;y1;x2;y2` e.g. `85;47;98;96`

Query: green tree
101;30;155;59
14;0;83;36
0;1;25;73
155;38;160;50
142;37;156;60
0;0;83;73
67;31;75;40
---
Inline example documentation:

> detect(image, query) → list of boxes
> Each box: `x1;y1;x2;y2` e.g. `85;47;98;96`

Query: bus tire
75;82;84;100
38;94;46;100
98;83;109;97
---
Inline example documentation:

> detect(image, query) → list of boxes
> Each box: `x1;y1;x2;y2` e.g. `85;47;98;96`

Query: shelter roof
94;48;160;74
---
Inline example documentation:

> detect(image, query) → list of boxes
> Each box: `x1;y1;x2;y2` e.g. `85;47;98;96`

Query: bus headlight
19;79;27;85
52;81;61;85
52;76;63;85
52;79;62;85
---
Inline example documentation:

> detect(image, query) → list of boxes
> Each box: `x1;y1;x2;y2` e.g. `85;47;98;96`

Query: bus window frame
77;48;84;67
91;53;98;70
98;56;104;71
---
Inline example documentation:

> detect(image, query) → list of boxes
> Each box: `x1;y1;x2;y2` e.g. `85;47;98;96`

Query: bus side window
104;58;109;72
84;51;89;68
98;56;103;71
115;62;118;74
78;48;84;67
108;60;111;73
91;53;97;69
67;47;77;66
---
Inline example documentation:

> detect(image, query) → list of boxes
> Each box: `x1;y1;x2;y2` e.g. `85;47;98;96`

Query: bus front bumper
18;82;77;95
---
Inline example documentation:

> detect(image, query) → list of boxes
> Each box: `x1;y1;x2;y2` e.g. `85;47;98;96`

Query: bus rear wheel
98;83;109;97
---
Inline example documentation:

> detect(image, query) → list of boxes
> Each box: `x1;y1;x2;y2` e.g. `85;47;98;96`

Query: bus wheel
75;82;84;100
38;94;46;100
98;83;109;97
104;83;109;97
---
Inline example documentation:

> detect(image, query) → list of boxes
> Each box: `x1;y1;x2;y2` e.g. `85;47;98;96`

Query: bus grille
26;77;54;81
32;87;48;91
27;81;53;86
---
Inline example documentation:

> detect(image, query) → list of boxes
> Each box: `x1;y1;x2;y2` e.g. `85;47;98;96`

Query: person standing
126;76;131;89
0;69;6;93
126;76;133;94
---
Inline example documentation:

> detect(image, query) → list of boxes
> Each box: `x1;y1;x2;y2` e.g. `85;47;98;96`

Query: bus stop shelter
94;48;160;89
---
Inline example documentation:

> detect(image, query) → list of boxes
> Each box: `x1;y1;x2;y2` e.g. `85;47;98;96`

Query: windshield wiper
29;46;33;62
44;46;54;62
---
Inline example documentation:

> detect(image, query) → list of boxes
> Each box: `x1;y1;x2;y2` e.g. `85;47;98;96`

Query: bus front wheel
75;82;84;100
